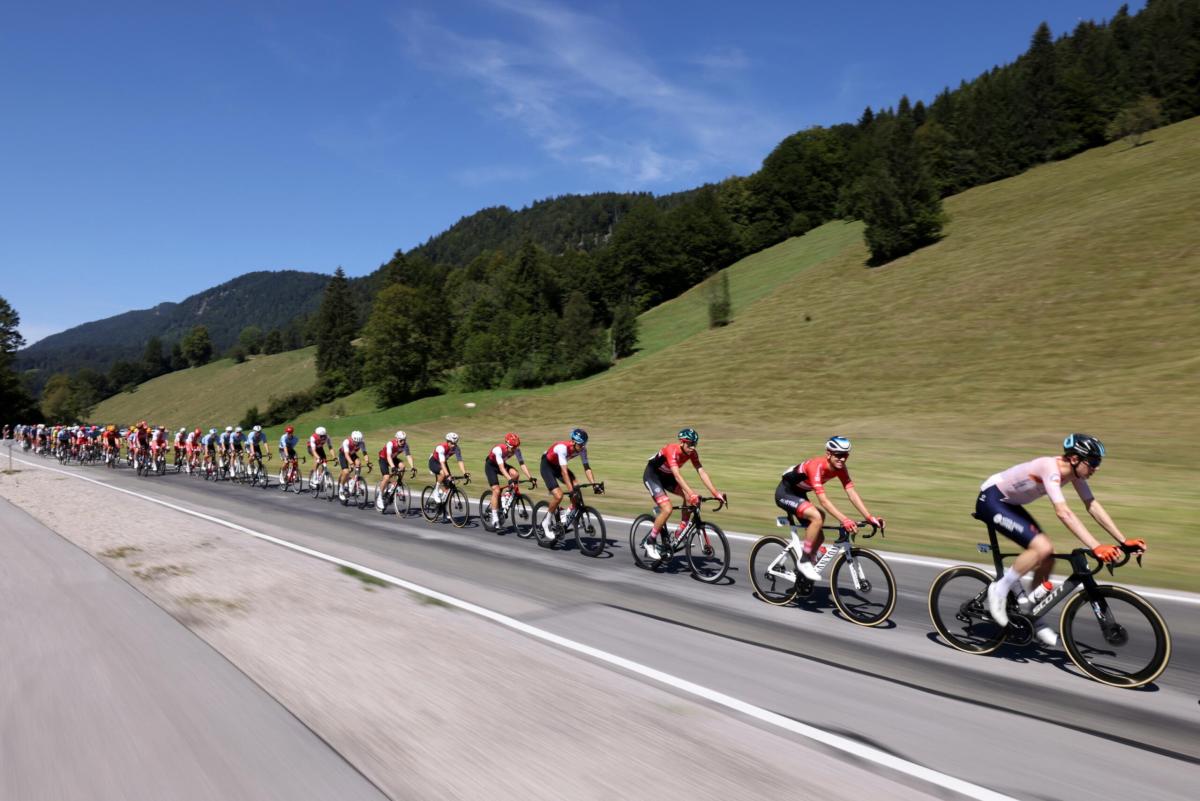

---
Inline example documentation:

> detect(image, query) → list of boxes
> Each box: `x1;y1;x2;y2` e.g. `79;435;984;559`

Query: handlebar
684;496;726;512
1075;542;1143;575
571;481;605;496
509;477;538;489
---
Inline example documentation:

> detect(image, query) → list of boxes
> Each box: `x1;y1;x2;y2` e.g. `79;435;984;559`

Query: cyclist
640;428;726;561
308;425;331;470
202;428;219;472
775;435;884;581
279;425;299;470
375;431;414;511
246;424;267;464
150;425;169;468
485;432;535;529
428;432;467;503
218;426;233;467
979;434;1146;646
173;427;186;464
539;428;600;542
337;430;370;501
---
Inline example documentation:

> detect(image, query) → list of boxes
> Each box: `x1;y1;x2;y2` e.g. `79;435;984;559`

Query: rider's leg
800;504;826;562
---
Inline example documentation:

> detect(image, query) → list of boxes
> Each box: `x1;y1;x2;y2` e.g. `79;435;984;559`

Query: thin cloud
396;1;785;185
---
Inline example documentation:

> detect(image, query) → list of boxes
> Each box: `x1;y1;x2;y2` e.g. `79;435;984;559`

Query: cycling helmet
225;426;233;433
194;428;201;436
158;425;165;431
209;428;217;435
178;427;186;433
285;425;294;434
677;427;699;444
235;426;242;433
395;430;406;441
505;432;520;448
826;435;852;453
351;430;363;442
446;432;459;444
315;426;327;436
1063;433;1105;465
570;428;588;445
252;425;262;432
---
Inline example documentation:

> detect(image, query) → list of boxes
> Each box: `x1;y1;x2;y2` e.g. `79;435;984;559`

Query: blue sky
2;0;1142;345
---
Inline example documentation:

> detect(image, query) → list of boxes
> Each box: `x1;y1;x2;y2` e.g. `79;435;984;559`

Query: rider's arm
815;489;852;526
1079;497;1130;545
843;486;875;521
669;463;694;500
695;466;721;499
1051;501;1104;549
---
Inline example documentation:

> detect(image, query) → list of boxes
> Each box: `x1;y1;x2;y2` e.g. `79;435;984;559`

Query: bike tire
1059;585;1171;688
393;484;411;517
479;492;497;532
686;522;729;583
928;565;1006;654
527;501;549;541
420;487;440;522
449;489;469;528
573;506;607;557
748;536;800;605
829;547;896;626
628;514;660;570
354;478;369;509
510;495;533;537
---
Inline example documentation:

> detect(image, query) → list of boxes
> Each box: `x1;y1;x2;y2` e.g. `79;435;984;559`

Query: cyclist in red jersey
428;433;468;502
640;428;726;561
775;435;884;581
485;432;535;529
538;428;599;541
375;431;414;510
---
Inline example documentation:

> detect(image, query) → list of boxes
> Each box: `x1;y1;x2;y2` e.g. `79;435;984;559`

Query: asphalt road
13;456;1200;800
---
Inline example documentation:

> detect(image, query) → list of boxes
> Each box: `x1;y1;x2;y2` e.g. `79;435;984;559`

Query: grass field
93;118;1200;589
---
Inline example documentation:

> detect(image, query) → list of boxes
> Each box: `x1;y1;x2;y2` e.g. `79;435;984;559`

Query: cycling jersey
781;457;853;494
545;440;588;468
246;431;266;453
488;443;524;468
341;438;366;458
379;439;410;465
431;441;461;466
308;433;330;456
982;456;1093;506
648;442;700;476
230;432;244;451
280;433;298;455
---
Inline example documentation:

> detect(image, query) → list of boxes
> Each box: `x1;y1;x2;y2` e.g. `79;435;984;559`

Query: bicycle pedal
796;577;815;597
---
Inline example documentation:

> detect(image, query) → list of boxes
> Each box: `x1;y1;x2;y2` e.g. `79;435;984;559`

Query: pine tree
610;300;639;359
559;291;608;379
0;296;38;421
262;329;284;355
361;284;442;405
861;115;946;265
180;325;214;367
314;268;359;390
142;336;167;378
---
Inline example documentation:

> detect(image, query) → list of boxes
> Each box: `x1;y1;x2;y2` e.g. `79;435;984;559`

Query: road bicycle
246;451;272;489
481;477;537;535
277;454;305;493
308;459;334;500
421;474;471;527
748;517;896;626
379;466;417;516
529;482;607;555
629;497;729;583
928;513;1170;688
338;461;373;509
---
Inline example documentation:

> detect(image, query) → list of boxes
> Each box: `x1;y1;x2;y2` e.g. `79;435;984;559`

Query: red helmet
285;425;294;434
194;428;201;436
505;432;520;448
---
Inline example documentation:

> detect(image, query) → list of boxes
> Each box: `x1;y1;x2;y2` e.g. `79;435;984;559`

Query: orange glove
1093;544;1121;563
841;518;858;533
1124;538;1146;552
687;493;700;506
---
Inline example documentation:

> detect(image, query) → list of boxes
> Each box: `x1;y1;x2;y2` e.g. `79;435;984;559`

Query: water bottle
1027;580;1054;605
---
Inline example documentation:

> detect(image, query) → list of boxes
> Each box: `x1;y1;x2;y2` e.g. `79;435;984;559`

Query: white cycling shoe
642;538;663;561
986;581;1010;627
490;513;501;528
1034;623;1059;648
797;559;820;582
375;496;385;511
541;517;557;541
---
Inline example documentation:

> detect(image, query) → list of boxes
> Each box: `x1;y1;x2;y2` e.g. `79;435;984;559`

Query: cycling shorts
774;481;814;519
338;451;359;470
282;445;296;459
642;462;680;504
313;446;327;461
540;454;575;492
975;484;1043;548
485;459;513;488
428;456;445;476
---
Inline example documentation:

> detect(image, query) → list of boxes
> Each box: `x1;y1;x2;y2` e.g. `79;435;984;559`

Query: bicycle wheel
448;489;469;528
748;536;800;605
829;548;896;626
572;506;607;557
510;495;534;537
686;522;729;583
393;484;411;517
1060;585;1171;688
479;492;497;532
527;501;549;540
309;470;322;498
928;565;1006;654
353;478;369;509
628;514;661;569
420;487;440;522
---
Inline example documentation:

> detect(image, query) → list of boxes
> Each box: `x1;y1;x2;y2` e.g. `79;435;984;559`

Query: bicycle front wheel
748;536;800;605
1060;585;1171;688
353;478;369;509
829;548;897;626
928;565;1005;654
448;489;469;528
573;506;607;557
510;495;534;537
420;487;439;522
686;522;729;583
393;484;411;517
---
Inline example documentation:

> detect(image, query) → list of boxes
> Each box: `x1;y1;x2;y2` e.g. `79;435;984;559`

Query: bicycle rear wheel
572;506;607;557
686;522;729;583
1060;585;1171;688
509;495;534;537
420;487;439;522
928;565;1005;654
528;501;549;541
448;489;469;528
829;548;896;626
628;515;660;569
748;536;800;605
479;492;497;532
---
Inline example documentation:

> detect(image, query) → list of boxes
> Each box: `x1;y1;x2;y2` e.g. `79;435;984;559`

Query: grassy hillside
93;118;1200;589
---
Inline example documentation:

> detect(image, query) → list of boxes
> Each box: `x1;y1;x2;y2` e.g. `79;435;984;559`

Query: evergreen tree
314;268;359;390
108;360;144;392
0;296;38;421
558;291;608;379
169;342;187;372
861;115;946;264
610;300;639;359
141;336;167;378
238;326;263;355
1021;22;1064;161
262;329;284;355
180;325;214;367
460;332;503;390
361;284;444;406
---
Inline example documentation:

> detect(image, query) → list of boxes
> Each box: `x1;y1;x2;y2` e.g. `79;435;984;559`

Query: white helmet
351;430;363;442
235;426;242;433
252;425;262;432
178;427;186;433
316;426;327;436
395;430;406;441
209;428;217;435
445;432;459;444
225;426;233;433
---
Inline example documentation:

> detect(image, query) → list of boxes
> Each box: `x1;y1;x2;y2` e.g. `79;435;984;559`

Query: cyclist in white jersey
976;434;1145;644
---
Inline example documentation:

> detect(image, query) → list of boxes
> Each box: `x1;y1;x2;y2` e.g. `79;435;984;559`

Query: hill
85;118;1200;588
15;270;330;387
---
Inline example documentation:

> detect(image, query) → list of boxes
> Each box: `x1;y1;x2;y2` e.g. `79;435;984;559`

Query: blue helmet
677;427;699;444
1063;433;1104;465
826;435;851;453
570;428;588;445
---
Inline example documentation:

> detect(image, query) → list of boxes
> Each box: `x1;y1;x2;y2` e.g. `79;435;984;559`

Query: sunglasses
1085;458;1102;469
829;451;850;459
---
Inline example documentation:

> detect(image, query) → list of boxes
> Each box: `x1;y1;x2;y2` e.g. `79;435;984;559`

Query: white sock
996;566;1022;595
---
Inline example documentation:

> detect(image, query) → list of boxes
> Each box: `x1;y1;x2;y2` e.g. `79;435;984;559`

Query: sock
996;566;1022;595
801;541;816;561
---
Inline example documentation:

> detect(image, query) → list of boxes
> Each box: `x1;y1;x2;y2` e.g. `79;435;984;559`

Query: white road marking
13;456;1017;801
